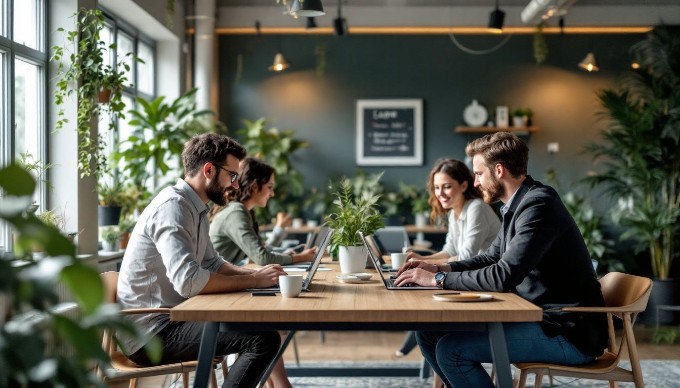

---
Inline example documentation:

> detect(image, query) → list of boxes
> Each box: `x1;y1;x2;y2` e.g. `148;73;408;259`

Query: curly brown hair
426;158;481;223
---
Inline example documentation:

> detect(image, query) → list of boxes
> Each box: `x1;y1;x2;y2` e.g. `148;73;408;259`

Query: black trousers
129;320;280;388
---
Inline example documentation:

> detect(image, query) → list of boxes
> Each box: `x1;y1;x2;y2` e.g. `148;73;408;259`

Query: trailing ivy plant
51;8;136;179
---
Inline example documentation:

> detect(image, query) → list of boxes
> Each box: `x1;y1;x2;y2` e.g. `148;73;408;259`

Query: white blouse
442;198;501;261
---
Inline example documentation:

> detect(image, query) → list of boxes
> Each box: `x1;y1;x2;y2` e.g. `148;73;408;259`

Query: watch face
435;272;446;285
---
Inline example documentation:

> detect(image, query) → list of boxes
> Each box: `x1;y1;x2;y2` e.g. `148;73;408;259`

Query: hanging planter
97;88;112;104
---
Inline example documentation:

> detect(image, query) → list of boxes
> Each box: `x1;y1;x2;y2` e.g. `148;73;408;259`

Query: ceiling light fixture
269;52;290;72
578;52;599;72
521;0;577;25
289;0;325;18
333;0;348;36
488;0;505;34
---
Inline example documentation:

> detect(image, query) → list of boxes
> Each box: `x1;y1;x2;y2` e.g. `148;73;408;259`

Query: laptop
249;227;334;292
363;233;399;273
359;232;439;290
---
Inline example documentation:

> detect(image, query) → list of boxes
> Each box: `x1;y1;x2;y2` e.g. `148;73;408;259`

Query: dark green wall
218;33;643;194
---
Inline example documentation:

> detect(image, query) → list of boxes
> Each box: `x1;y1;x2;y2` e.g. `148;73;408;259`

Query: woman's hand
405;251;425;261
275;212;292;228
394;268;437;287
396;259;438;276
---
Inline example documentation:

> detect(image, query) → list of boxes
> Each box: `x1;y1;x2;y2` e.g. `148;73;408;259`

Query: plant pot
102;239;119;252
512;116;527;128
119;231;131;249
641;278;679;325
339;246;367;274
97;88;112;104
98;205;122;226
414;212;429;227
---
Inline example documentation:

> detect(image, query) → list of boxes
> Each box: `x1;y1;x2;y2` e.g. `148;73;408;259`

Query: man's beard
206;179;228;206
481;174;504;204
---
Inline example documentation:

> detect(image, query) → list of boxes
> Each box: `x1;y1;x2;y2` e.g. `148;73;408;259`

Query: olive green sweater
209;202;293;265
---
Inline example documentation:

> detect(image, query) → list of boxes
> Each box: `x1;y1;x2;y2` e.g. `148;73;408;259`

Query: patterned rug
285;360;680;387
181;360;680;387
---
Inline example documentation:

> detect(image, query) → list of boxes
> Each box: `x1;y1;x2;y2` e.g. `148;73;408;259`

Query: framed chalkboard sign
356;99;423;166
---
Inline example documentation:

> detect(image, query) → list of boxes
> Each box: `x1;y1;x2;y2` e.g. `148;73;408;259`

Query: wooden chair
514;272;652;388
98;271;225;388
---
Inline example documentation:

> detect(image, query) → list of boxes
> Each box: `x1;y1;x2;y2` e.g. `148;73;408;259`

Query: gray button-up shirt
117;179;226;354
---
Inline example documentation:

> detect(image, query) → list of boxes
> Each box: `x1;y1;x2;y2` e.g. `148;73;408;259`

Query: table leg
488;322;512;388
258;330;297;388
194;321;219;388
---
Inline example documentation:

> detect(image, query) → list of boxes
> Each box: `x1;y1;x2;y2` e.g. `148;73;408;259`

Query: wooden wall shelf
454;126;539;134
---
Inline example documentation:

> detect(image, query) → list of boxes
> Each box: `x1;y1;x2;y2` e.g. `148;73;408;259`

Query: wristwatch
434;271;447;288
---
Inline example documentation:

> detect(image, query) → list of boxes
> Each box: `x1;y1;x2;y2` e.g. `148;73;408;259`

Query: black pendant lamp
488;0;505;34
289;0;325;18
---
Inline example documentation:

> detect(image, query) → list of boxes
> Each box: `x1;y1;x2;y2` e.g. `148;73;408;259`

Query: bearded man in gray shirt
118;133;286;387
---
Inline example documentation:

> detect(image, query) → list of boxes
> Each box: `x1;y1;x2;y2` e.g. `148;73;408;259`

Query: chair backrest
375;226;409;254
101;271;119;304
599;272;652;313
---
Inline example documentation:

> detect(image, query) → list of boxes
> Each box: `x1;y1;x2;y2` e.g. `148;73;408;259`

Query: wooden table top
170;261;542;324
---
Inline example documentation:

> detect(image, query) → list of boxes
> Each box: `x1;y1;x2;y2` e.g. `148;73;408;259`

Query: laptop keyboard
387;275;418;288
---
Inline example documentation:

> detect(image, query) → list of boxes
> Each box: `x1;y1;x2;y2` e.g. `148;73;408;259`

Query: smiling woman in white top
406;158;500;263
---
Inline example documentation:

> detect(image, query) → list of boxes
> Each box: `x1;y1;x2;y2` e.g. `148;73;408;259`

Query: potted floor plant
582;25;680;323
323;177;385;273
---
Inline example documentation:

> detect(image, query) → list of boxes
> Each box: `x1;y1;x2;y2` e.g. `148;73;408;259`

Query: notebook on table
249;227;334;292
359;231;439;290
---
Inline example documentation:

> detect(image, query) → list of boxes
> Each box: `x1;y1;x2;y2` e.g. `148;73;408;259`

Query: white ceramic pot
414;212;428;227
339;246;367;274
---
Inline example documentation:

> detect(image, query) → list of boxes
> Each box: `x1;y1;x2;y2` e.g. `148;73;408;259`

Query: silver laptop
250;227;334;292
359;232;439;290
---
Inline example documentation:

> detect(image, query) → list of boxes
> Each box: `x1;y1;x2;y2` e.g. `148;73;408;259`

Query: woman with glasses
209;157;317;266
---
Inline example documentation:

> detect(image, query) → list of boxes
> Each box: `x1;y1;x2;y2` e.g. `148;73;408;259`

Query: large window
0;0;46;253
100;9;156;186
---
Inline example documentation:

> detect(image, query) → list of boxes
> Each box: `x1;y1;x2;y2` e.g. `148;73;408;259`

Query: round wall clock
463;100;488;127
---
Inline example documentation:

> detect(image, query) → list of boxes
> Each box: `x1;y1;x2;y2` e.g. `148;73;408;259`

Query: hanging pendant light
488;0;505;34
289;0;325;18
578;52;599;72
269;52;290;72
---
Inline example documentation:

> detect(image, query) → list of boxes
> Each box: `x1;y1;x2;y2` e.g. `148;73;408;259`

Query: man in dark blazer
395;132;607;388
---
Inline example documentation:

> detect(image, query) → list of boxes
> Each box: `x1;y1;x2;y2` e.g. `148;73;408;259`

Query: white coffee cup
279;275;303;298
391;252;408;270
306;220;318;228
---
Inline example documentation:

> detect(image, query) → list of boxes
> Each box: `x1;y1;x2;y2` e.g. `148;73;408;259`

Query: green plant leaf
60;264;104;315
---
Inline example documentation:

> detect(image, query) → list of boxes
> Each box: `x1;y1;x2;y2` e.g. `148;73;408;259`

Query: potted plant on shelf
582;25;680;324
0;163;160;386
511;108;533;127
118;217;136;249
51;8;136;179
101;226;121;252
323;177;385;273
98;180;124;226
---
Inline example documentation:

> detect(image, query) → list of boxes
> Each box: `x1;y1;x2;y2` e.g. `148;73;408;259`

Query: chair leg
517;370;528;388
319;330;325;343
210;369;218;388
128;378;138;388
533;371;544;388
182;371;190;388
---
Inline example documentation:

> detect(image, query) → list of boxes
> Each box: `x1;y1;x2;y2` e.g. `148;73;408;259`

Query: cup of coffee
391;252;408;270
279;275;304;298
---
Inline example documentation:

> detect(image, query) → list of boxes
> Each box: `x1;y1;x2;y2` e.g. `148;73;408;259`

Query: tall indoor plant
52;8;135;179
582;25;680;322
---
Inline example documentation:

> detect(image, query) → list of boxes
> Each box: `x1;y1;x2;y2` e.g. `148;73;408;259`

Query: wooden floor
107;326;680;387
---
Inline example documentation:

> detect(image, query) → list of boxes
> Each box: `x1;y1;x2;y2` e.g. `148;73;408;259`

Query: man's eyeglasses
214;164;239;183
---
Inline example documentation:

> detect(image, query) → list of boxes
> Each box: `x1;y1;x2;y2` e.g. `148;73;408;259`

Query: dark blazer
442;176;608;357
